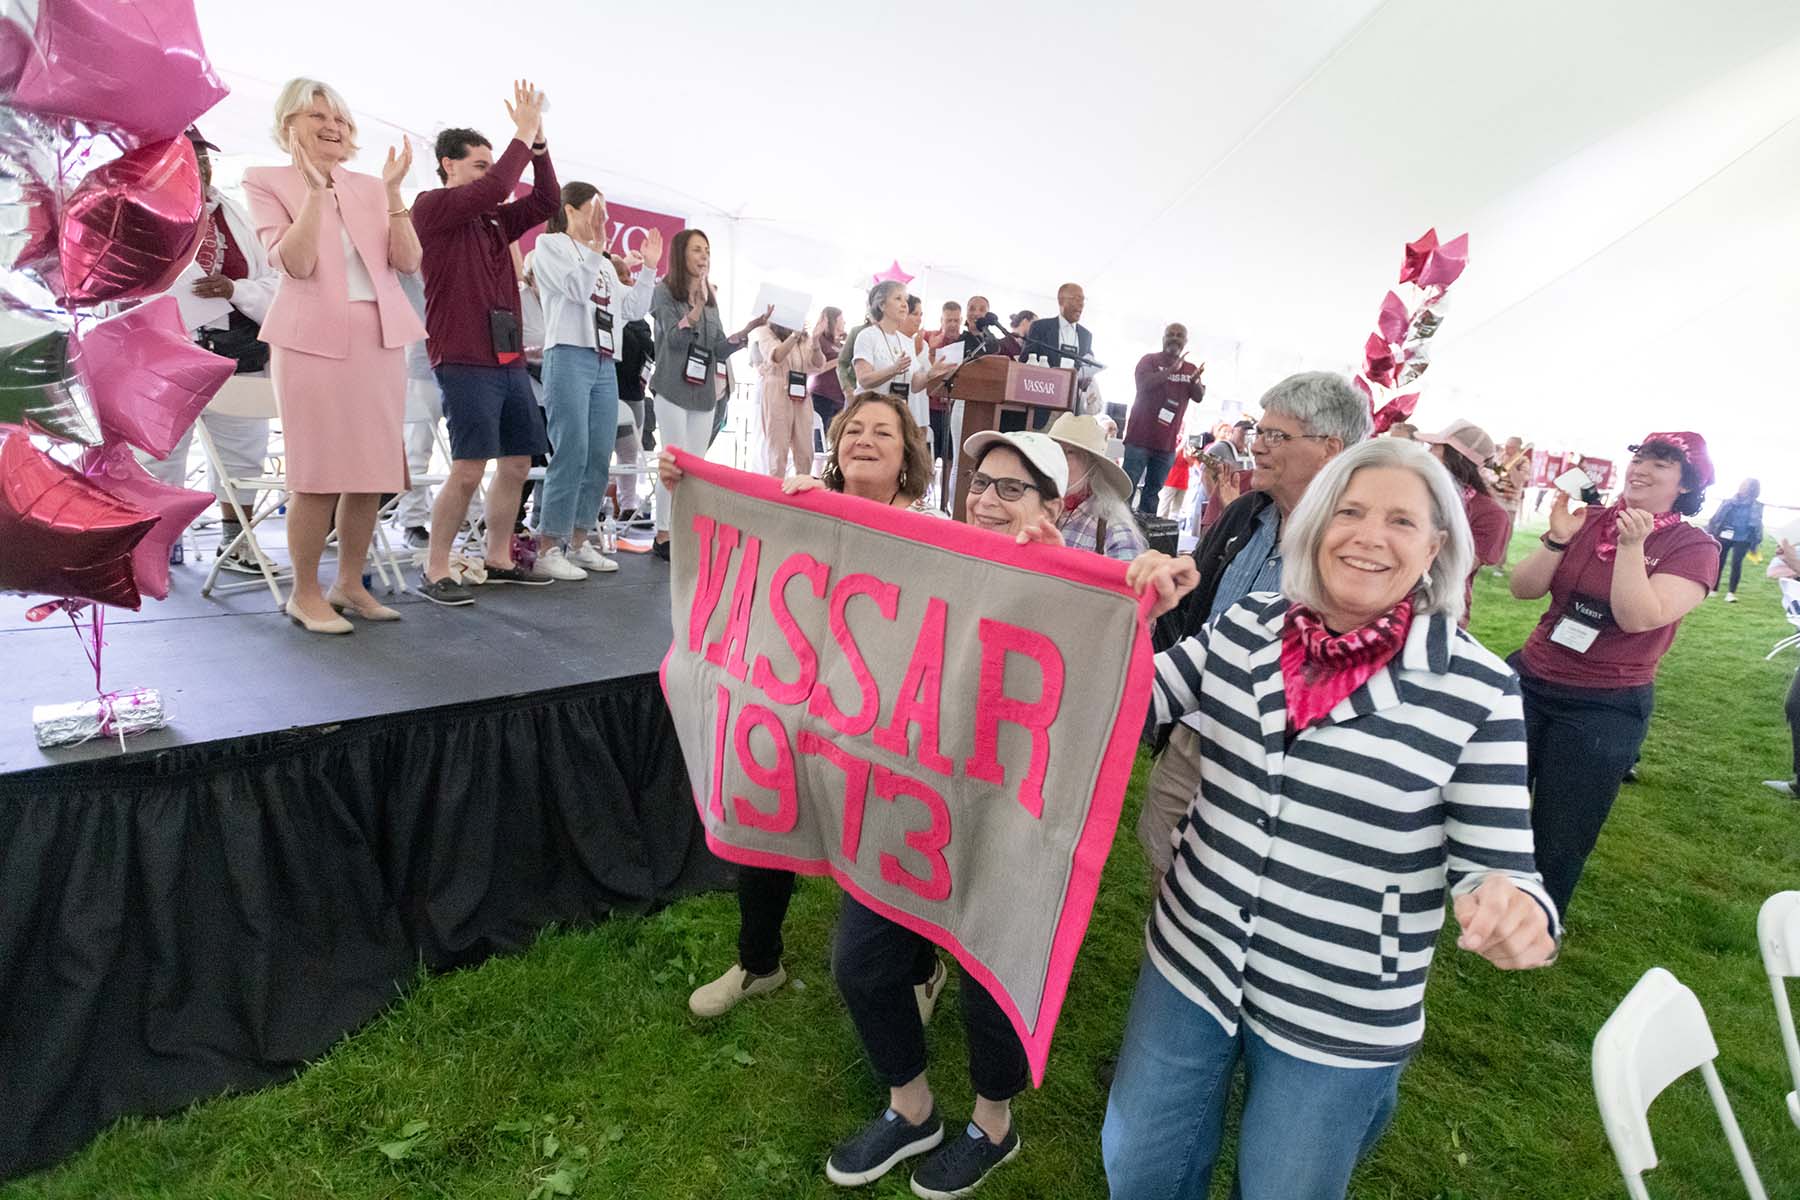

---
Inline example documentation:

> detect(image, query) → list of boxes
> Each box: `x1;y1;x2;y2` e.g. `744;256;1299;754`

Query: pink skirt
270;301;407;494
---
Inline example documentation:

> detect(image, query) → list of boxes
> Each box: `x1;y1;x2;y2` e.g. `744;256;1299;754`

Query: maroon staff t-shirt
1126;352;1205;453
1518;516;1719;689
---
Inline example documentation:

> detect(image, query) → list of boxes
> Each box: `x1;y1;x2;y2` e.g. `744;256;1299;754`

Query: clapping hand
381;138;413;192
1546;490;1590;544
638;228;663;272
1127;550;1200;619
1615;505;1655;549
292;144;328;190
1454;876;1556;969
505;79;547;145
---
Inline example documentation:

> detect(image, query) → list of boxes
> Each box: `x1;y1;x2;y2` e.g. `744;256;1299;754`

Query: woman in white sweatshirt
530;181;661;578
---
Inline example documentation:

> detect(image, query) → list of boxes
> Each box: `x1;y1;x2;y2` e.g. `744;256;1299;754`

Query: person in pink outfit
244;77;425;633
749;318;831;478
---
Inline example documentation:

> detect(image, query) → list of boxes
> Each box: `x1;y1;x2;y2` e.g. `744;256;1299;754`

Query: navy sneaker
909;1121;1020;1199
825;1107;943;1188
416;573;474;607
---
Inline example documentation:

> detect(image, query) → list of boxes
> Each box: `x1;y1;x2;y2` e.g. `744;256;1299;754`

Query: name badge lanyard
683;290;711;385
886;328;910;399
591;259;615;359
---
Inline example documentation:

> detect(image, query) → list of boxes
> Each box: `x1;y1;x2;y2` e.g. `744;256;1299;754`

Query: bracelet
531;140;547;151
387;207;409;218
1540;531;1570;552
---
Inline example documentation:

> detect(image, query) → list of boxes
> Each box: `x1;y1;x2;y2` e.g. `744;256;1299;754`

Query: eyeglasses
1254;427;1330;448
969;472;1040;502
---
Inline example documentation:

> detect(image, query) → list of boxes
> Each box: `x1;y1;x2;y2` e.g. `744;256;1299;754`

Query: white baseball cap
960;430;1070;497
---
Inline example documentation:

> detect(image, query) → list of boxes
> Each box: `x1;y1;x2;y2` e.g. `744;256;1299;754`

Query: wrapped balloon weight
58;135;203;305
0;425;156;608
79;295;231;457
4;0;228;145
0;320;98;442
1407;295;1449;343
78;441;210;601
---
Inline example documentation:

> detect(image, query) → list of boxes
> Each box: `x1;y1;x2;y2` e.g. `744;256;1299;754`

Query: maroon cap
1632;431;1714;488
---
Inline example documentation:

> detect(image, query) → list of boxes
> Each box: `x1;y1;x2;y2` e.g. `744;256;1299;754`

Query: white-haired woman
1105;437;1560;1200
1046;412;1147;561
851;281;922;411
244;78;424;633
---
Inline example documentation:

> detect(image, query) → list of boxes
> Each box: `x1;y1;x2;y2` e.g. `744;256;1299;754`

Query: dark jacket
1020;316;1092;369
1154;489;1279;653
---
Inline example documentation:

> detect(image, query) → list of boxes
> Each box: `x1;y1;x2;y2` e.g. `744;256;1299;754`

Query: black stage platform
0;549;730;1181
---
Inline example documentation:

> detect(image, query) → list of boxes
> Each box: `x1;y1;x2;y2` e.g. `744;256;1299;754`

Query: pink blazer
243;165;426;358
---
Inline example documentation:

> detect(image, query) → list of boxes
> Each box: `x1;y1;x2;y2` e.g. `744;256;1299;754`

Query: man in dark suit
1019;282;1093;428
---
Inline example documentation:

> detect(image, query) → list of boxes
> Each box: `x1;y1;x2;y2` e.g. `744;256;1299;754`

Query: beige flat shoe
285;598;353;635
327;587;401;621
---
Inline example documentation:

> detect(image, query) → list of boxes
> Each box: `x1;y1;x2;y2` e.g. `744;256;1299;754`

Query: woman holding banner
821;428;1066;1198
1106;438;1558;1200
662;391;939;1023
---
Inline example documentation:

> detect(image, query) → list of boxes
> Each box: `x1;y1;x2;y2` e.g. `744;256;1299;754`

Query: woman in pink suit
244;78;426;633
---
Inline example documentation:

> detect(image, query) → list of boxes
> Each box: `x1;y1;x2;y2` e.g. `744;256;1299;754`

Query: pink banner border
659;450;1155;1086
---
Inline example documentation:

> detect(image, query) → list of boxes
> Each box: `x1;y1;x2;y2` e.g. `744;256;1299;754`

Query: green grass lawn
8;526;1800;1200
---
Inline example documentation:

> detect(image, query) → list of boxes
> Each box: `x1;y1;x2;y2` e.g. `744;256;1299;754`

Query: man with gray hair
1135;370;1372;876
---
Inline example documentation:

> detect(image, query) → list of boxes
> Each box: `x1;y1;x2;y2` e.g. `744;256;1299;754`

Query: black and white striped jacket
1146;593;1560;1068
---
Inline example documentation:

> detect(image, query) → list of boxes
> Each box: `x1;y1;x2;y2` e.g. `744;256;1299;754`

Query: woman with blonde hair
244;78;424;632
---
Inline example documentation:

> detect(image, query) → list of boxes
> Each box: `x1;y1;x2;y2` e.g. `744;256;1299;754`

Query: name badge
1718;528;1734;541
787;369;807;400
1060;341;1077;362
1156;407;1176;424
640;360;653;388
593;307;615;358
1549;592;1609;654
684;347;708;384
889;376;910;399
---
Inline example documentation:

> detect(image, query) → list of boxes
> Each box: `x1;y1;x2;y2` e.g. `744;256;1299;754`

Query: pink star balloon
58;137;205;306
5;0;228;146
871;260;915;286
78;295;234;458
78;441;211;602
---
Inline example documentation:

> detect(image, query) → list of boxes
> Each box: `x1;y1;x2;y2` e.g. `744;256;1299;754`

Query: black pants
1786;668;1800;785
1718;541;1752;592
928;407;950;462
1514;660;1654;917
737;866;797;976
833;895;1028;1101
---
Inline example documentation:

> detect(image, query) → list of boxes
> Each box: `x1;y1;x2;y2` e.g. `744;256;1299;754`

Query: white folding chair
1767;578;1800;660
1758;892;1800;1128
1593;966;1768;1199
195;376;290;605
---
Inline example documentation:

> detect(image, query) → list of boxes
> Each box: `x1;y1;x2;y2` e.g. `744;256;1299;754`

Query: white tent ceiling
191;0;1800;506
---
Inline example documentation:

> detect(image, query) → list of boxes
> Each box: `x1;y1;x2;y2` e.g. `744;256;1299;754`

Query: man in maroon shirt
410;81;560;606
1123;323;1205;514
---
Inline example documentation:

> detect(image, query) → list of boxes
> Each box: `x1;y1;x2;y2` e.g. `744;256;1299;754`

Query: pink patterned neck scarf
1592;501;1681;561
1281;597;1414;733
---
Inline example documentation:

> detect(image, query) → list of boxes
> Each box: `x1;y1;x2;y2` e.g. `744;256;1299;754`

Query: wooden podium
934;356;1076;519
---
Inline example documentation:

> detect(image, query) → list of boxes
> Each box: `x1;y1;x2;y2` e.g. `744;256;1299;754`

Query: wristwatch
1540;531;1570;552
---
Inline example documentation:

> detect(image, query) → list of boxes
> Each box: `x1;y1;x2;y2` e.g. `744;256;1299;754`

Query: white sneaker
1725;592;1738;603
1765;780;1795;797
688;962;787;1017
537;546;588;581
571;544;619;573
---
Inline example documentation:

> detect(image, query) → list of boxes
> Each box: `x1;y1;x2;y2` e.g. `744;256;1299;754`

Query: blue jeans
538;345;620;540
1121;445;1175;515
1102;962;1404;1200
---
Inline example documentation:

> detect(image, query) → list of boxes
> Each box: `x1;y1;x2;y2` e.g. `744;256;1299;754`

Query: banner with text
661;453;1153;1085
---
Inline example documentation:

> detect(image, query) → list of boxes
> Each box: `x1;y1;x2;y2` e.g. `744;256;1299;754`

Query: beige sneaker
688;962;787;1017
915;958;949;1025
